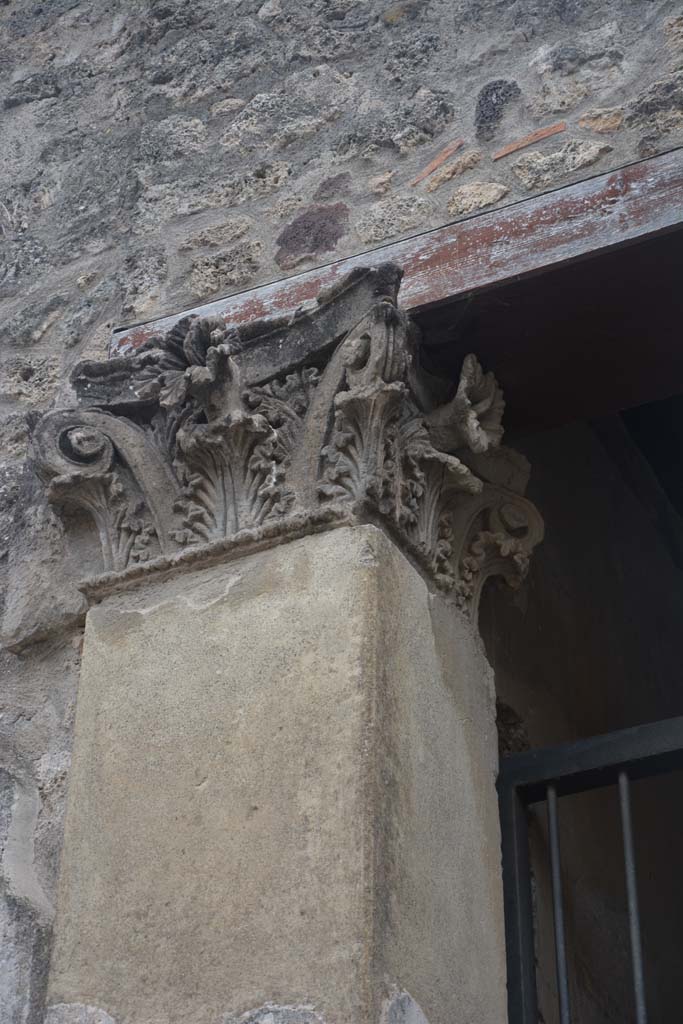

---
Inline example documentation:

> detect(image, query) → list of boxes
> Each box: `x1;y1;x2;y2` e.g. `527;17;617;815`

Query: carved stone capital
31;264;543;615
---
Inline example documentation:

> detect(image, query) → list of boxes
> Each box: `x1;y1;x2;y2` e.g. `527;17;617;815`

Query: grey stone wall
1;2;683;1021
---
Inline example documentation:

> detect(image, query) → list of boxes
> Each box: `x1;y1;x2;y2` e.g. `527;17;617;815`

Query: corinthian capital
31;264;543;615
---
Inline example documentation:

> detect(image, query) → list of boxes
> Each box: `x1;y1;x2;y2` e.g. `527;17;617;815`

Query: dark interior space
451;229;683;1024
414;227;683;434
623;395;683;520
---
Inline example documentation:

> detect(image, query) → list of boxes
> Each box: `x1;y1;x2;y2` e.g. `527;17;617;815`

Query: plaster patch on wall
219;1005;327;1024
2;781;52;921
45;1005;117;1024
181;570;246;610
93;569;245;624
381;991;431;1024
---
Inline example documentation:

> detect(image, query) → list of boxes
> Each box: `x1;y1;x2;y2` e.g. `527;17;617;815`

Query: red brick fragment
410;139;465;186
492;122;567;161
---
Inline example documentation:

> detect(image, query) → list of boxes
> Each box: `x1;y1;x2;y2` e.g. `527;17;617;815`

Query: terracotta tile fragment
410;138;464;186
492;121;567;161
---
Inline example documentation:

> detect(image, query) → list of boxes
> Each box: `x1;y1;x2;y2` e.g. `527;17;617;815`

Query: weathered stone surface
4;71;61;109
0;500;88;653
25;258;542;1020
0;414;29;464
275;203;349;269
220;1008;326;1024
447;182;509;216
394;87;455;151
178;217;253;252
45;1005;117;1024
47;526;507;1024
119;248;168;318
0;0;674;374
313;172;353;201
140;115;209;162
425;150;481;192
45;997;434;1024
530;23;624;77
369;171;395;196
134;164;292;234
665;14;683;52
528;78;590;117
0;639;80;1024
0;2;678;1019
354;196;434;244
220;92;329;154
210;97;246;118
30;266;542;615
475;79;521;141
381;992;431;1024
1;357;60;409
528;21;624;116
190;241;263;299
578;107;624;133
257;0;283;23
0;889;53;1024
512;139;612;190
627;71;683;137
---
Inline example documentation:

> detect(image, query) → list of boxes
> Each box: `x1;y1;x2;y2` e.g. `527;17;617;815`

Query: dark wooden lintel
111;148;683;357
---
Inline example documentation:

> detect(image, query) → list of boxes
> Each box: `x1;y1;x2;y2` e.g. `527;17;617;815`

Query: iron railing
498;715;683;1024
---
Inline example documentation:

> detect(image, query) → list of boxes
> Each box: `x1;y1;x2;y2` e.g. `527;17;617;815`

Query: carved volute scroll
31;263;543;615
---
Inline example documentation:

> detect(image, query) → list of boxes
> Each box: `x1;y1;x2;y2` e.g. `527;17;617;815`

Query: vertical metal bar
618;770;648;1024
547;784;571;1024
499;780;538;1024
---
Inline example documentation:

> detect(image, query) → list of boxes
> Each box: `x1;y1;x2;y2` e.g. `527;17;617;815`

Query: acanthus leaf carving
31;408;182;571
425;351;505;454
30;263;543;614
162;329;294;543
171;408;290;543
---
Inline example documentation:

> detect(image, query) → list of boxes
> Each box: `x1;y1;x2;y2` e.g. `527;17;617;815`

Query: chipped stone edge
78;504;354;603
380;990;432;1024
44;1003;117;1024
219;1002;328;1024
44;993;430;1024
78;499;467;607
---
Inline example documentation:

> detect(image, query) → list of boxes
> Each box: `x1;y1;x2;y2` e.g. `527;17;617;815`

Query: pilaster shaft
47;527;507;1024
33;264;544;1024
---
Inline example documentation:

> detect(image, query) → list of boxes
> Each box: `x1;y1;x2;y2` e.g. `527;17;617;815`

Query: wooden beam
111;147;683;356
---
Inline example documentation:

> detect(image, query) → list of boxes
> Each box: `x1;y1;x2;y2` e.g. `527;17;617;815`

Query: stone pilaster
32;264;543;1024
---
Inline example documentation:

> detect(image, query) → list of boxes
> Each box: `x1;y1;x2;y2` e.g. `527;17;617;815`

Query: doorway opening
413;228;683;1024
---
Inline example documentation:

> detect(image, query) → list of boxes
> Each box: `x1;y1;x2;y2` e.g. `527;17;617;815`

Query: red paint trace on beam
111;148;683;357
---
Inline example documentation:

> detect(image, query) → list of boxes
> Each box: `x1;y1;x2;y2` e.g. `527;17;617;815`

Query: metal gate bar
619;770;648;1024
498;715;683;1024
547;786;571;1024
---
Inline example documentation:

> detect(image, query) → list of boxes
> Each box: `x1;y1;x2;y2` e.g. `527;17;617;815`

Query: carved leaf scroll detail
30;264;543;611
